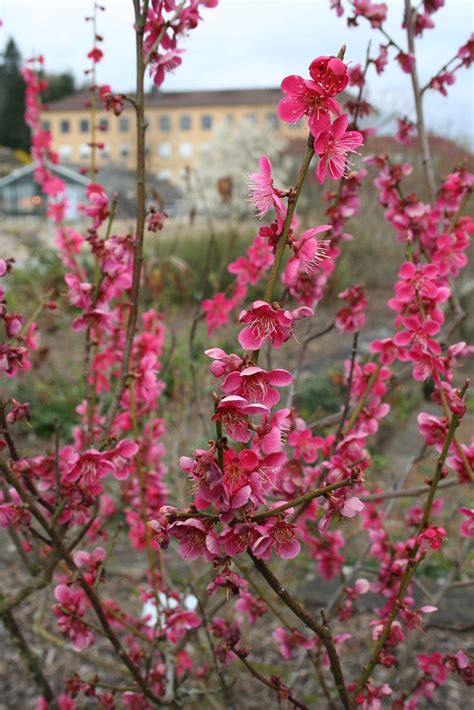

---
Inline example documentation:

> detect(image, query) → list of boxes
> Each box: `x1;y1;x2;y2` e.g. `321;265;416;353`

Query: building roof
46;87;285;112
0;161;90;188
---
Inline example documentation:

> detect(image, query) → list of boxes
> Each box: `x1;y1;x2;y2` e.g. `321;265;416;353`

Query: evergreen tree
0;37;30;151
42;72;76;103
0;37;77;153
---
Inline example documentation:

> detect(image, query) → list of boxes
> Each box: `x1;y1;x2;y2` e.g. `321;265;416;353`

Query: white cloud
1;0;472;143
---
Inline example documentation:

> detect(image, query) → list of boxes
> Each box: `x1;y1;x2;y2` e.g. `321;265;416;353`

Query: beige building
43;88;307;182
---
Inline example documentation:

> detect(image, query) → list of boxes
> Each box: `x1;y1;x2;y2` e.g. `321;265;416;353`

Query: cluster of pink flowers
144;0;218;87
0;258;37;377
277;54;364;182
2;1;473;707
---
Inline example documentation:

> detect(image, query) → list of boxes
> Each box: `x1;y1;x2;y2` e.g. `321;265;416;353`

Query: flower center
251;314;277;341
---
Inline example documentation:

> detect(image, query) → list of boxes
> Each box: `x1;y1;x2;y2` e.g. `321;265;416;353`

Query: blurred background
0;2;473;707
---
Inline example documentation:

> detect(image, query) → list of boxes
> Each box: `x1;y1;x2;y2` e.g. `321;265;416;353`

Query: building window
119;117;129;132
99;144;110;158
119;144;130;158
59;145;72;160
79;143;92;159
60;119;70;134
79;118;89;133
158;170;171;180
201;114;213;130
266;113;279;129
41;120;50;131
159;115;171;131
223;114;235;127
99;118;109;132
179;142;193;158
158;143;172;159
180;115;192;131
243;113;257;125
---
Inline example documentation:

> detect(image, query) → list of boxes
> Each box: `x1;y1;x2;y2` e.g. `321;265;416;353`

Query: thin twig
248;552;351;709
1;608;56;705
333;331;359;449
234;651;309;710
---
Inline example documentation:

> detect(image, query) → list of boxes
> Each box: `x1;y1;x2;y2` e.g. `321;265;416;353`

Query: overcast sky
1;0;473;146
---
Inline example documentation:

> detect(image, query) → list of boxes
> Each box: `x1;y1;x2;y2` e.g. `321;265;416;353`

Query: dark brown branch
404;0;436;200
1;608;56;705
333;331;359;450
248;552;351;709
102;0;149;440
2;461;160;704
234;651;309;710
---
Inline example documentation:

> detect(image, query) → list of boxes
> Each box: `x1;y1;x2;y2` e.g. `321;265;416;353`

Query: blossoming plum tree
0;0;473;708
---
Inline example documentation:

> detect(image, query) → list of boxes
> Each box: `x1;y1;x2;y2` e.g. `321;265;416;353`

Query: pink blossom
272;627;315;660
53;585;94;652
285;225;331;281
395;116;415;145
315;114;363;183
319;493;364;533
373;44;389;74
335;283;368;332
81;183;109;228
458;32;474;67
235;591;267;624
180;446;224;510
202;292;235;335
396;51;416;73
3;312;23;338
287;428;324;464
165;609;201;643
370;337;407;365
105;439;139;480
277;74;340;136
349;63;365;88
205;348;243;378
0;487;30;528
308;55;349;96
149;49;185;87
248;156;286;220
228;236;274;286
212;395;268;443
458;507;474;537
63;449;116;487
429;71;456;96
220;522;260;557
207;566;248;597
352;0;388;28
418;524;447;550
252;408;291;454
238;300;313;351
87;47;103;63
252;514;301;560
356;682;392;710
221;365;292;408
417;412;448;448
222;447;259;498
170;518;219;561
418;652;449;684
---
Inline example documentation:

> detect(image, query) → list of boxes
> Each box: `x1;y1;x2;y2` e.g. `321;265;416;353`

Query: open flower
238;301;313;351
315;114;364;183
212;395;268;443
309;55;349;96
248;156;286;220
285;225;331;281
252;510;300;559
221;365;293;408
277;75;340;136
